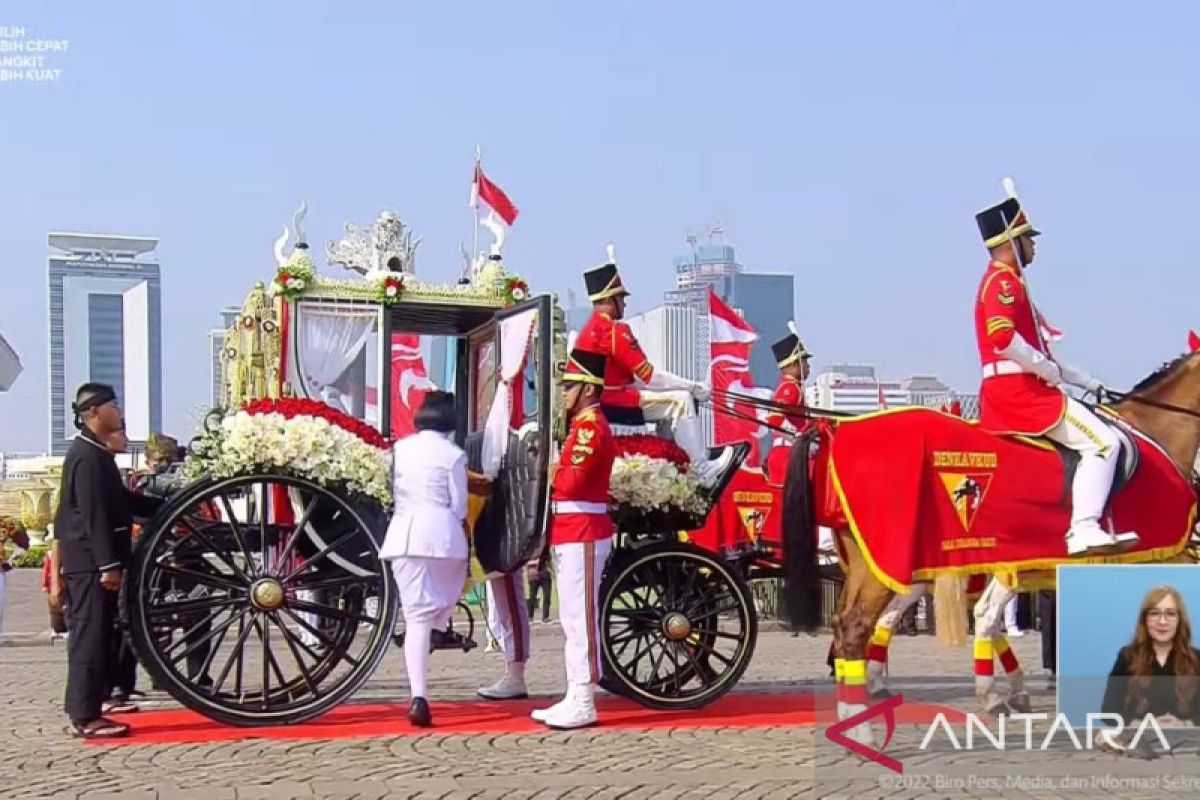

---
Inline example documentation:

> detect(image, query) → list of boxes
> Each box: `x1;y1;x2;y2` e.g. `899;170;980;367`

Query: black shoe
408;697;432;727
430;628;476;653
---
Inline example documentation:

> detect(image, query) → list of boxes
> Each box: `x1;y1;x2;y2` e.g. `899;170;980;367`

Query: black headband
71;387;117;429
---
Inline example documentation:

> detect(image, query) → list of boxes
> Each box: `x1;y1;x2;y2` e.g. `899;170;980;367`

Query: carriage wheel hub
663;612;692;641
250;578;285;611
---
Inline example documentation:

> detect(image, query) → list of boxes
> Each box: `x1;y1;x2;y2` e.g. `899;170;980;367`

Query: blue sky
1;2;1198;450
1057;564;1200;725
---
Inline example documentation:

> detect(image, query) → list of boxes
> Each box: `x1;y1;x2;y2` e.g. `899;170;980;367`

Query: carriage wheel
128;473;398;727
599;541;757;710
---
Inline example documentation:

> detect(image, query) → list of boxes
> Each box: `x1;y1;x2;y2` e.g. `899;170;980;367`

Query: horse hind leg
835;558;895;747
972;578;1016;715
867;583;927;700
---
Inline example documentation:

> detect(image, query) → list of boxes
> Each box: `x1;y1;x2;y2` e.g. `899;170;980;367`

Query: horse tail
933;573;968;647
782;427;821;633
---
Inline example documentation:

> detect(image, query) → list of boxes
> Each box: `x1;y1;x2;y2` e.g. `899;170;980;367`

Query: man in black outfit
55;383;159;739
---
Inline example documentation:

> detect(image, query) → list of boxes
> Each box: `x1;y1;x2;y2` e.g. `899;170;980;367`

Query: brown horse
781;349;1200;746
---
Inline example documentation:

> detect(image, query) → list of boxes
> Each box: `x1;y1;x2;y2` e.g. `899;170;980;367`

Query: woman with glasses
1098;585;1200;749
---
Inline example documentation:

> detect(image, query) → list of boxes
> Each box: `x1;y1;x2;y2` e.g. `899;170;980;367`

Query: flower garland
375;273;406;306
609;450;706;516
0;515;27;548
502;277;529;307
186;398;392;506
613;435;690;470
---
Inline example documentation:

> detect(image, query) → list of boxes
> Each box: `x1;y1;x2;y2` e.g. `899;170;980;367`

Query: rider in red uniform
575;248;732;487
764;330;811;485
532;348;616;731
974;192;1138;557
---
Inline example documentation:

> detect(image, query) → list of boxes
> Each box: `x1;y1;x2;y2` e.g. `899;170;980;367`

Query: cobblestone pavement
1;569;1185;800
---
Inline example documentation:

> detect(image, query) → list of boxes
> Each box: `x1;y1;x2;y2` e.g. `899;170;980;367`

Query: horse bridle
1098;388;1200;422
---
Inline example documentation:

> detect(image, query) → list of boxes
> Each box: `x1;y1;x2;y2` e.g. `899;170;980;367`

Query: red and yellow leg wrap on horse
813;408;1196;590
994;636;1020;675
866;624;893;666
973;638;995;677
840;659;868;706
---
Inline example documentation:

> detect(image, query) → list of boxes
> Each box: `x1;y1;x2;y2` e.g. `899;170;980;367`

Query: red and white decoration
708;288;766;468
470;162;519;228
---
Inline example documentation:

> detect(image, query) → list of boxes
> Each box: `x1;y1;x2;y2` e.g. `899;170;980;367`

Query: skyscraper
665;228;795;387
47;232;162;455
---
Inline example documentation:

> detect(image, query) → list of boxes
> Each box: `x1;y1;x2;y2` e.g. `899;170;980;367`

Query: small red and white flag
708;289;764;468
877;383;888;410
470;163;519;226
1188;329;1200;353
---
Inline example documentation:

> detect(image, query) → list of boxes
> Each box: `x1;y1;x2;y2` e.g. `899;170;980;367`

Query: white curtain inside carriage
479;306;539;479
290;304;378;414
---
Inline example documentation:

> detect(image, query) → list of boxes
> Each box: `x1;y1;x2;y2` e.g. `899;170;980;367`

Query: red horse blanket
814;408;1196;591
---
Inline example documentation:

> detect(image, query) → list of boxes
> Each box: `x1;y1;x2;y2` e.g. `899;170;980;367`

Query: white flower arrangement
609;454;707;516
188;410;392;506
269;252;318;299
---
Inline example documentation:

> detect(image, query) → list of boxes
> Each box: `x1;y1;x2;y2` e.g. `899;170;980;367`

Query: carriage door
470;294;556;577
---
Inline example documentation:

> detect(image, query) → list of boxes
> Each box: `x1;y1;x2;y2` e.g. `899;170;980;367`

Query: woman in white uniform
379;391;469;727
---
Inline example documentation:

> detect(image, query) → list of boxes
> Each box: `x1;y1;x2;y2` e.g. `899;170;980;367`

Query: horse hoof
1009;694;1033;714
984;701;1012;717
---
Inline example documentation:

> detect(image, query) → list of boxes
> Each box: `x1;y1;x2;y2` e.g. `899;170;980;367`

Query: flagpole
471;146;482;269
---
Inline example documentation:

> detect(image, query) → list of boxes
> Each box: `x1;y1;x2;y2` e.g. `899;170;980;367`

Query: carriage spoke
217;493;258;578
252;615;288;707
279;607;363;669
178;517;255;584
275;493;321;576
290;598;380;627
164;605;245;661
147;596;239;619
685;599;741;624
680;637;716;686
211;610;257;696
288;571;379;593
280;528;360;583
259;482;271;574
269;612;320;698
689;638;735;667
154;561;247;594
195;617;233;695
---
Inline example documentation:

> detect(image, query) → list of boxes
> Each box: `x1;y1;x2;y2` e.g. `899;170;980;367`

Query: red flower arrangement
502;277;529;306
241;397;390;450
613;434;689;469
378;274;406;305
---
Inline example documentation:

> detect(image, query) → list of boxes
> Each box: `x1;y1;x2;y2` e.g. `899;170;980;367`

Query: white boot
691;448;735;489
674;416;733;488
531;695;568;723
1066;521;1138;556
477;662;528;700
541;683;597;730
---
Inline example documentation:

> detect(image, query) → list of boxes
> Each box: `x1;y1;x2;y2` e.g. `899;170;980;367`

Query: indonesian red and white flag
470;164;519;226
708;289;764;468
389;334;438;440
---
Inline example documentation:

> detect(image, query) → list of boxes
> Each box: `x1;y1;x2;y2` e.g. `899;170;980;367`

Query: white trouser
391;557;468;700
552;537;614;687
485;570;531;664
0;570;6;636
637;389;706;464
1043;397;1122;530
1004;595;1018;632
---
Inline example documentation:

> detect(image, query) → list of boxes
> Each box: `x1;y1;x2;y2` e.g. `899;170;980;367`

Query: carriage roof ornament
326;210;421;277
274;201;314;269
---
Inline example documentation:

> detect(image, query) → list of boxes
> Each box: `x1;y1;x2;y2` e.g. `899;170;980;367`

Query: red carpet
90;692;966;745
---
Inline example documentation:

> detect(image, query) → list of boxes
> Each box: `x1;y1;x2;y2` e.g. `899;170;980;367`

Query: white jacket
379;430;469;561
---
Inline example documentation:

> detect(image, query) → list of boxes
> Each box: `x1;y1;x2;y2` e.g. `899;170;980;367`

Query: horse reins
1100;389;1200;422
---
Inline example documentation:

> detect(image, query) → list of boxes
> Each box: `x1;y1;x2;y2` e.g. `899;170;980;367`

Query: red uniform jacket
974;260;1066;435
764;375;808;485
575;311;653;409
550;406;616;545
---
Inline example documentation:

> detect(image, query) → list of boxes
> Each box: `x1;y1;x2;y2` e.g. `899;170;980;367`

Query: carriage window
292;303;379;421
471;337;497;431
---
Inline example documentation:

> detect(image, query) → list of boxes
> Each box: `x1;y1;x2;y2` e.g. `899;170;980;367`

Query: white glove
999;334;1062;386
691;383;711;402
1058;362;1102;393
642;366;696;393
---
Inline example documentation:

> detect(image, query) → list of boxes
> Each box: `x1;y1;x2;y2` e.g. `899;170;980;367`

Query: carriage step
391;629;478;653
